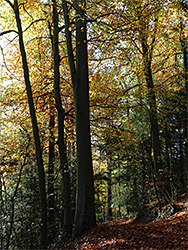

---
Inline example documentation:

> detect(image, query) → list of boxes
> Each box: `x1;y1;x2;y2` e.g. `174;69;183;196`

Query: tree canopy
0;0;187;249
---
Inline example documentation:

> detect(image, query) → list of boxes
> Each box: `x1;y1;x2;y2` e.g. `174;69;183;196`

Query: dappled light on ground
62;198;188;249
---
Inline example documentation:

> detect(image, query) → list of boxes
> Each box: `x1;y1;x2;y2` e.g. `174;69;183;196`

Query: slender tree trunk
179;130;186;192
10;1;48;247
143;138;162;213
141;40;162;172
180;23;188;190
0;173;3;250
178;5;188;192
52;0;72;237
107;163;112;220
62;0;96;237
164;129;173;198
48;94;55;241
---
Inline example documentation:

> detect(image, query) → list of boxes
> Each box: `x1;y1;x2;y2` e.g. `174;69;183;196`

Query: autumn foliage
0;0;187;249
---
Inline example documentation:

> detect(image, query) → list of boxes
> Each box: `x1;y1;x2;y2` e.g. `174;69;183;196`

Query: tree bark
10;0;48;247
180;20;188;189
52;0;72;237
107;163;112;220
62;0;96;237
74;0;96;236
141;40;162;172
48;94;55;241
0;172;3;250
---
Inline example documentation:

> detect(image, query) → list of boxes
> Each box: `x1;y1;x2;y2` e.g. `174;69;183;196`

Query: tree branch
0;30;18;36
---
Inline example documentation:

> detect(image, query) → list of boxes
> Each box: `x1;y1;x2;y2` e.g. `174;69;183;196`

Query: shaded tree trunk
52;0;72;237
164;129;174;198
0;172;3;250
107;163;112;220
141;40;162;172
74;0;96;236
62;0;96;237
143;138;162;213
8;0;48;247
180;15;188;189
48;94;55;241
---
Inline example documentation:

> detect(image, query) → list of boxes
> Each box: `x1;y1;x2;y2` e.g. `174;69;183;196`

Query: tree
48;93;56;241
180;0;188;184
51;0;72;238
63;0;96;236
0;0;187;247
4;0;48;247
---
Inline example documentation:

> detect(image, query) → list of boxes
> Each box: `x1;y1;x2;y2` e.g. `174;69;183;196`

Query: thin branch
22;18;46;33
0;30;18;36
4;0;14;9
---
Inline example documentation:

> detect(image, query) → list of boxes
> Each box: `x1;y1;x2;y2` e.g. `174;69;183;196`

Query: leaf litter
60;195;188;249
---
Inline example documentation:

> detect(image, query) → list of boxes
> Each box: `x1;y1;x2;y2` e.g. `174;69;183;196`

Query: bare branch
0;30;18;36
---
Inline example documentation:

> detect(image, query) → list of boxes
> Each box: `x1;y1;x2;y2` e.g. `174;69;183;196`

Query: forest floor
60;194;188;250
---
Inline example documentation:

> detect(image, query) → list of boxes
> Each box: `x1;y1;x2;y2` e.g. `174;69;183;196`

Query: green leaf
170;27;179;32
161;33;169;38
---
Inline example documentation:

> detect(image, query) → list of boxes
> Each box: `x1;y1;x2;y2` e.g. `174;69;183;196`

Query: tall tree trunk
141;40;162;172
8;0;48;247
164;129;174;198
62;0;96;237
0;173;3;250
48;94;55;241
180;14;188;189
107;163;112;220
183;39;188;192
52;0;72;237
177;3;188;193
143;138;162;213
74;0;96;236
